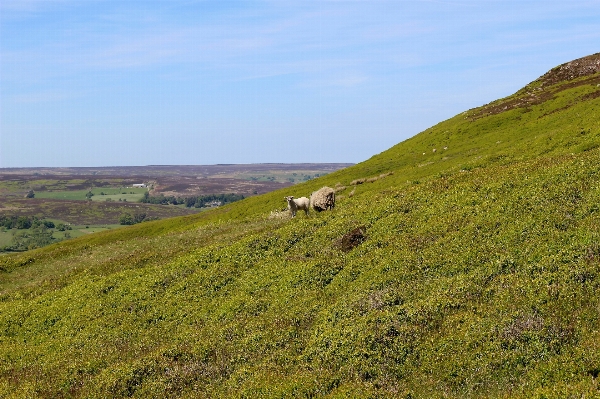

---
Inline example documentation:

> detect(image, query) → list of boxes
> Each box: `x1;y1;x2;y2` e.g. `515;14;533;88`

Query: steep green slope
1;54;600;398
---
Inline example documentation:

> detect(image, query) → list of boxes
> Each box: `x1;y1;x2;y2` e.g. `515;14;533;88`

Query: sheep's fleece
310;187;335;212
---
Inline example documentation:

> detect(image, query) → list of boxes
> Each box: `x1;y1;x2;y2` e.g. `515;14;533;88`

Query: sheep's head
284;196;294;202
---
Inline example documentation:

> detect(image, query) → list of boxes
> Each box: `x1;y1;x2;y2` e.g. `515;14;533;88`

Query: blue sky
1;0;599;167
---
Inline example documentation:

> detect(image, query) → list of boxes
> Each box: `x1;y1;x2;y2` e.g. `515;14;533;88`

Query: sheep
310;186;336;212
284;196;310;217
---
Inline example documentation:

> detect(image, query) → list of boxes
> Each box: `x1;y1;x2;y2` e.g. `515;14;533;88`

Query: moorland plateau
1;53;600;398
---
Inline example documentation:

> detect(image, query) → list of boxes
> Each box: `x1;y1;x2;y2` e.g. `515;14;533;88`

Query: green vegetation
0;197;198;227
0;232;13;249
34;187;148;202
140;192;245;208
183;193;246;208
8;224;55;251
0;217;117;253
119;212;158;226
248;172;322;183
0;216;65;252
1;55;600;398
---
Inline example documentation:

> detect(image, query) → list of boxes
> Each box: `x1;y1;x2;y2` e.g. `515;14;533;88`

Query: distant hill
0;163;354;178
1;54;599;398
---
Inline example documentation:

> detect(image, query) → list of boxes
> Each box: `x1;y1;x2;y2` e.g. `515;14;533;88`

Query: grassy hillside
1;53;600;398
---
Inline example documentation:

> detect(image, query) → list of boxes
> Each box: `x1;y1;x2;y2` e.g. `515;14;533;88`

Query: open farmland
34;187;149;202
0;164;352;250
0;197;198;226
0;163;352;198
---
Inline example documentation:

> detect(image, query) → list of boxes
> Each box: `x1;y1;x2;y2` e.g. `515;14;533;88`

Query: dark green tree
119;213;134;225
16;216;32;229
10;225;54;251
43;220;55;228
56;223;67;231
133;213;147;224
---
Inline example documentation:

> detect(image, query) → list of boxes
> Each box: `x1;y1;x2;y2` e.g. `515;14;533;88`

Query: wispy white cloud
4;1;446;95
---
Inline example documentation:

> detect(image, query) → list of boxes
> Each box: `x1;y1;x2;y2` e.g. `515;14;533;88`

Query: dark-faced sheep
284;196;310;217
310;186;336;212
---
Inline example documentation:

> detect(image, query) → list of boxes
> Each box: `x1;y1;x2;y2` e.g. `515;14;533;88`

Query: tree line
140;192;245;208
0;216;72;252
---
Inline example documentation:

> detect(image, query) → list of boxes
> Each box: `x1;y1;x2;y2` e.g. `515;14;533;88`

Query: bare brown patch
335;226;367;252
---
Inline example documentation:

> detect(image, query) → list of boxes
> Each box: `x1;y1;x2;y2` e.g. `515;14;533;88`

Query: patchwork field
32;187;149;202
0;164;352;252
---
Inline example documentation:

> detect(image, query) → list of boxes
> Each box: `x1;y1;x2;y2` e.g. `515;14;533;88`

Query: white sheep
310;186;336;212
284;196;310;217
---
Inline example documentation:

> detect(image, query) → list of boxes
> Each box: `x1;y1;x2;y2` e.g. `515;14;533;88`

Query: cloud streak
3;2;433;81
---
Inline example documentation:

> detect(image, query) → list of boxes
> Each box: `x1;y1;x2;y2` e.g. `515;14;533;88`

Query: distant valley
0;163;352;251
